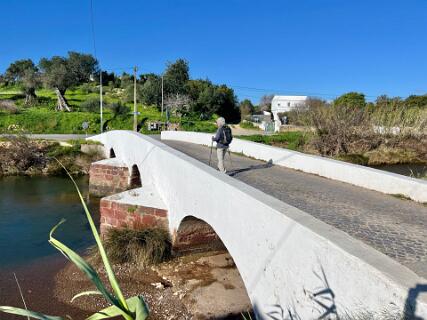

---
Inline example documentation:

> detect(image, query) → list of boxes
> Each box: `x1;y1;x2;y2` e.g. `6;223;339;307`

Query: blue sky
1;0;426;102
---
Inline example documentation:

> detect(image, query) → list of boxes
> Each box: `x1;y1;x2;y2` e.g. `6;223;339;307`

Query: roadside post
82;121;89;138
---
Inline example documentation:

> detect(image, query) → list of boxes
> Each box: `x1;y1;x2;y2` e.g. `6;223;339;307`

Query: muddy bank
1;251;251;320
0;255;83;320
0;136;102;177
54;251;251;319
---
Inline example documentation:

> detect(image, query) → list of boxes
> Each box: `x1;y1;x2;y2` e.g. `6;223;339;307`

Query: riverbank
1;250;251;320
0;136;102;177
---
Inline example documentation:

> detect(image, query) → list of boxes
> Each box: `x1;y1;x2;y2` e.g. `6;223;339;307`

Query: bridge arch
174;215;226;253
109;148;116;158
129;164;142;188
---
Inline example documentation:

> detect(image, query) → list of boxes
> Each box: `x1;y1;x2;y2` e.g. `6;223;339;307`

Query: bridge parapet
161;131;427;203
89;130;427;319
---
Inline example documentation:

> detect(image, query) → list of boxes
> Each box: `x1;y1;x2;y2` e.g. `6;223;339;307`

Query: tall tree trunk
55;88;71;112
24;88;37;106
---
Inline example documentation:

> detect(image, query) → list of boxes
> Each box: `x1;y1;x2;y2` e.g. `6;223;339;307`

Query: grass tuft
95;228;172;268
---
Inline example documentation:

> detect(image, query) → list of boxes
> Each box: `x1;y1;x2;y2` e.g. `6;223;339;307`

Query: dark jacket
212;126;229;149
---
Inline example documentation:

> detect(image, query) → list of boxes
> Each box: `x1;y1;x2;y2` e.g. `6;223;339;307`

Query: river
372;163;427;179
0;175;99;269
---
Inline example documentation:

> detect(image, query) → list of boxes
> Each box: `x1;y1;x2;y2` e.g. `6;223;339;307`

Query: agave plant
0;162;149;320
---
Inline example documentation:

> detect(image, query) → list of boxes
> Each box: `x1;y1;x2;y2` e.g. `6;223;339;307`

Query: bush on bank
91;228;172;268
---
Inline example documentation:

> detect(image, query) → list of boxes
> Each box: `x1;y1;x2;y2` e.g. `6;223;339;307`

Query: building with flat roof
271;95;308;120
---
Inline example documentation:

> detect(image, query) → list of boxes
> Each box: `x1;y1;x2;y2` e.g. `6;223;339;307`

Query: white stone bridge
88;130;427;319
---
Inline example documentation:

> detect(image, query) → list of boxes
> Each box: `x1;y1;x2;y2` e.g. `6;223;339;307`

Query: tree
39;52;98;111
239;99;254;120
139;74;162;106
259;94;274;112
184;79;240;122
5;59;37;83
404;95;427;108
164;94;192;118
164;59;189;95
333;92;366;108
5;59;41;105
21;69;42;105
214;85;240;123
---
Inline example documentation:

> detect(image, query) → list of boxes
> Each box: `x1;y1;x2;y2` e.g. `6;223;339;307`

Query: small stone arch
129;164;142;188
174;216;226;253
173;216;253;315
109;148;116;158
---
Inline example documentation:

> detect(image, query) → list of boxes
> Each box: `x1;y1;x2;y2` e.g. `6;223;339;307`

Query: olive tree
39;52;98;111
5;59;41;105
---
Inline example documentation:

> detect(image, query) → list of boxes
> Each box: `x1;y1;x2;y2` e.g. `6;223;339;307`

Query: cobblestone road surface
161;139;427;279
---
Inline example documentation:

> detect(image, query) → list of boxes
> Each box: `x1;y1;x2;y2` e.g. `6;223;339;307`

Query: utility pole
100;70;103;133
133;66;138;132
161;75;164;117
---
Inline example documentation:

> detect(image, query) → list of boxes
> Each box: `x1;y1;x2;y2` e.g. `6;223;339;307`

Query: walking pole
208;141;213;166
228;148;233;169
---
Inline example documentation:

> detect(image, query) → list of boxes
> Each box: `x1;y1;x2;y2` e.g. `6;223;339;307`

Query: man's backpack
222;125;233;145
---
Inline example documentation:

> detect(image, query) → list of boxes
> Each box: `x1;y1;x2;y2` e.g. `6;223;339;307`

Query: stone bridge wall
88;131;427;319
89;159;130;197
99;198;168;235
161;131;427;203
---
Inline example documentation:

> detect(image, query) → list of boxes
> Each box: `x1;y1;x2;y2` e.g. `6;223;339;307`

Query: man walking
212;117;233;173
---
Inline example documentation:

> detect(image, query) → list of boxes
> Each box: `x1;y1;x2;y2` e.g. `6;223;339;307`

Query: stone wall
100;198;168;235
89;131;427;318
89;159;130;197
173;216;226;252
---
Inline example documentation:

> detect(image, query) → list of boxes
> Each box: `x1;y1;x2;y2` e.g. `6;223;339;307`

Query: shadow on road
404;283;427;320
227;160;273;177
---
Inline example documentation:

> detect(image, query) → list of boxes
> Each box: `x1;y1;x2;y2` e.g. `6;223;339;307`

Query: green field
237;131;309;151
0;85;217;134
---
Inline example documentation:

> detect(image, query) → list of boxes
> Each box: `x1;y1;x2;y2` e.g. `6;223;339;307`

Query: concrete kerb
89;131;427;318
160;131;427;203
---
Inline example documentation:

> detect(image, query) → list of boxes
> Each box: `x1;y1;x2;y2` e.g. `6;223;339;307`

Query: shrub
108;102;129;117
240;121;257;129
180;120;217;132
239;131;308;151
0;100;19;114
100;227;172;267
80;97;100;112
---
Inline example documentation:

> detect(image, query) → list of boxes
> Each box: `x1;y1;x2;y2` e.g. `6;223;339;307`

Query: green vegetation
1;55;242;134
286;96;427;165
0;84;223;133
239;121;258;130
238;131;309;151
0;165;150;320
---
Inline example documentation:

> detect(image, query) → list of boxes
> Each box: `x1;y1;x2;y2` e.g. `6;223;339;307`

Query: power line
230;84;378;99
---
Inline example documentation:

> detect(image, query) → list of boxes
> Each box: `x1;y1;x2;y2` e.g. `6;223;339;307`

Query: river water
0;176;99;269
372;163;427;178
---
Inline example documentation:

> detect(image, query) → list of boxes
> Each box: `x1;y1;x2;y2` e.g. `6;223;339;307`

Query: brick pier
89;158;130;197
100;196;168;235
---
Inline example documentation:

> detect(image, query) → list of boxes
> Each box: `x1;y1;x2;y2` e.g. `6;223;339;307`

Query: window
288;102;291;107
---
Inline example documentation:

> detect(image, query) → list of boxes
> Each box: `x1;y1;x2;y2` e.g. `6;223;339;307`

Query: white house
271;95;308;121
